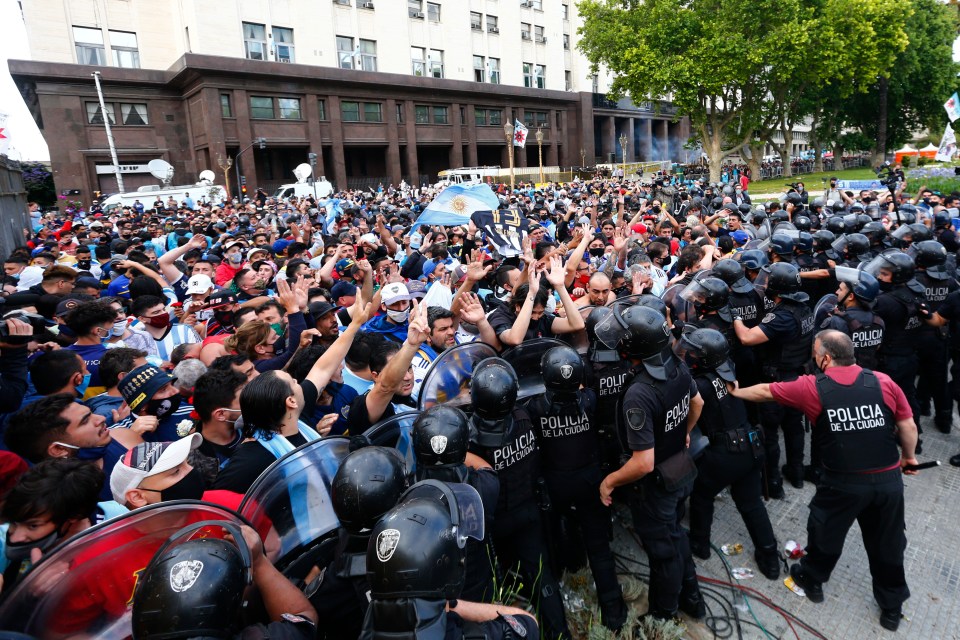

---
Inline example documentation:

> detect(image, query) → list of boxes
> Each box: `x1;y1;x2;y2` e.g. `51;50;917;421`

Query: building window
523;62;533;88
74;26;105;65
564;70;572;91
120;103;149;125
534;25;545;42
488;57;501;84
524;110;548;128
521;23;531;40
562;3;569;19
249;96;275;119
408;0;423;18
433;106;449;124
359;39;377;71
473;55;485;82
363;102;383;122
341;101;361;122
411;47;426;76
470;11;482;30
536;64;546;88
396;104;404;123
415;105;430;124
85;102;115;125
274;27;294;63
337;36;356;69
486;15;499;32
109;31;140;68
318;99;327;120
428;49;444;78
529;0;543;9
278;98;301;119
427;2;441;22
242;22;267;61
221;94;233;117
563;34;570;50
460;106;466;125
475;108;503;126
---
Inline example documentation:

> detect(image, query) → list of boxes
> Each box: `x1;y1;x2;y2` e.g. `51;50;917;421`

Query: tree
21;162;56;207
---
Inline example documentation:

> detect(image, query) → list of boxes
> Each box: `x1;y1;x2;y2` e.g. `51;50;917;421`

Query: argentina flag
407;183;500;234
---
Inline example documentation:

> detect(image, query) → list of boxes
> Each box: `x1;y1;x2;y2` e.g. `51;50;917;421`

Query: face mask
589;247;605;258
10;272;19;281
53;441;109;461
76;259;92;270
269;322;284;336
387;309;410;323
111;318;128;336
213;309;235;327
147;394;182;419
878;280;893;292
145;314;170;329
74;373;91;397
228;253;243;265
160;468;206;502
5;528;61;562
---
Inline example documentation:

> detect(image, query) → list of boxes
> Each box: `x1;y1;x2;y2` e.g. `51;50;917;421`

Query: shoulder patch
501;614;528;637
626;407;646;431
761;313;776;324
281;613;315;626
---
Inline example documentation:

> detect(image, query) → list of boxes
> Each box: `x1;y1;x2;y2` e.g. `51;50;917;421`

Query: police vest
687;314;735;347
616;362;692;465
878;286;925;355
525;393;598;472
758;301;814;375
694;371;750;438
813;370;900;473
469;409;539;513
838;307;885;370
916;271;956;314
591;360;632;427
728;290;761;327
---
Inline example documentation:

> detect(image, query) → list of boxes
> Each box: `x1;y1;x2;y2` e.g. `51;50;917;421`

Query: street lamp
235;137;267;201
217;154;234;200
619;132;629;181
504;122;515;191
536;128;545;185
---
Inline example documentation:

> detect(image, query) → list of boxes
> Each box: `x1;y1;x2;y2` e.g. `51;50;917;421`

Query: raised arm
305;298;372;390
158;233;208;284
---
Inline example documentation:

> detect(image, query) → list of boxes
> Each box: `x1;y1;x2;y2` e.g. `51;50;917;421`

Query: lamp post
504;122;515;191
619;132;628;181
235;137;267;202
217;154;234;199
536;127;544;185
580;148;586;169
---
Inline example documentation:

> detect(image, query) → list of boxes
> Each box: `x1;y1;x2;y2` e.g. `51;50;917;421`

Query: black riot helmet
911;240;949;279
769;233;795;257
785;192;803;207
897;204;918;225
637;293;668;316
541;345;584;395
934;210;951;230
796;231;814;254
712;258;754;293
711;196;724;210
856;213;872;229
586;306;621;363
133;521;253;640
762;262;806;302
908;223;933;243
831;200;846;214
722;185;735;197
810;198;824;213
333;446;408;534
793;215;813;232
751;209;768;225
770;210;790;225
681;276;731;321
825;216;846;235
619;306;670;360
677;328;737;382
834;266;880;306
845;233;870;259
738;203;752;215
469;358;519;447
812;229;836;252
867;249;916;285
861;221;886;244
413;406;470;480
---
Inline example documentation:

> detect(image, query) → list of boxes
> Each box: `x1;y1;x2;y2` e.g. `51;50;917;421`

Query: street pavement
609;416;959;640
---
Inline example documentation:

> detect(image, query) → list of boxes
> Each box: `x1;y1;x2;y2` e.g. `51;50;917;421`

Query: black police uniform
914;269;958;431
236;615;317;640
935;289;960;419
874;283;926;419
470;408;571;640
688;369;777;566
589;359;633;475
795;369;909;614
617;360;700;617
821;308;885;370
524;390;627;630
444;611;540;639
755;299;814;490
308;530;370;640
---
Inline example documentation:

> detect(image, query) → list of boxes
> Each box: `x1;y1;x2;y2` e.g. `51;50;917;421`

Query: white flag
0;112;9;156
945;93;960;123
936;123;957;162
513;119;528;148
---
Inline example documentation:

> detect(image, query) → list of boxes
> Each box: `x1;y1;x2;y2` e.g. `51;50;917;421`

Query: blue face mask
54;441;108;461
75;373;91;398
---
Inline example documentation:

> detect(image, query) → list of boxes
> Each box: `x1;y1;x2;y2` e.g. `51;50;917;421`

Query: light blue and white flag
407;183;500;233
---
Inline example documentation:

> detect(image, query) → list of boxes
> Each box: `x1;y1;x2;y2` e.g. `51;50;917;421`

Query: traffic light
308;152;318;167
257;137;267;150
240;175;247;194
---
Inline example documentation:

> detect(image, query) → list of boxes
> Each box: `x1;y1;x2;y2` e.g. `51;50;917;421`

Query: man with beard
411;307;457;400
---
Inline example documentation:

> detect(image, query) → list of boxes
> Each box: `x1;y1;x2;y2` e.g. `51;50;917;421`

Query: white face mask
111;318;127;337
386;308;410;324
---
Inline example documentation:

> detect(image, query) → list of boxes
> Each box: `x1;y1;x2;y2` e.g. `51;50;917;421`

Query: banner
936;123;957;162
513;119;528;148
836;179;886;190
945;93;960;123
471;208;529;258
0;112;9;156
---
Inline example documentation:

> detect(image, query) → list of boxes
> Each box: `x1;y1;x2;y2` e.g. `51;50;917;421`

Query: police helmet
738;203;752;215
636;293;669;317
469;358;518;422
684;276;731;318
541;345;584;394
413;405;470;469
712;258;754;293
711;196;724;210
845;233;870;258
861;221;886;243
856;213;873;229
849;203;865;214
678;328;737;382
812;229;836;252
912;240;949;279
831;200;846;213
770;210;790;225
762;262;806;302
873;250;916;285
825;217;846;235
333;447;408;534
619;306;671;360
785;192;803;207
897;204;918;225
908;223;933;243
796;232;814;254
751;210;768;225
793;216;813;232
934;211;951;230
133;521;252;640
722;185;735;197
737;249;769;272
769;233;795;257
834;266;880;306
810;198;825;211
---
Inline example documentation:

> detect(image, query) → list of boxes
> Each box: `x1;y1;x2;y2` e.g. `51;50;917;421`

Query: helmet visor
592;306;628;350
400;480;485;546
833;265;863;286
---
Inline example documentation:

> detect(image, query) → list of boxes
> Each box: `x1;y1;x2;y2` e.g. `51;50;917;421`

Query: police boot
935;411;953;434
689;537;711;560
880;608;902;632
678;578;706;620
767;478;785;500
789;563;824;603
754;545;780;580
781;465;804;490
597;589;628;632
803;464;823;485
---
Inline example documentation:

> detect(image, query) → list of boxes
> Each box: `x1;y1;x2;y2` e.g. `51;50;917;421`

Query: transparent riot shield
239;436;348;576
0;501;245;640
417;342;497;411
363;412;419;480
813;293;839;330
501;338;568;401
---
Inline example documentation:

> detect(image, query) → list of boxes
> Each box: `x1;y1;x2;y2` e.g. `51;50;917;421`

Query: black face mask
5;527;62;562
160;468;206;502
878;280;894;292
612;285;630;297
589;247;605;257
147;394;182;419
213;309;235;328
76;259;92;270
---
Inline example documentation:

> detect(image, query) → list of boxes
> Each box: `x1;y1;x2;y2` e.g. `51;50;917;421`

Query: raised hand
406;300;429;346
276;278;298;313
544;255;566;289
459;292;487;325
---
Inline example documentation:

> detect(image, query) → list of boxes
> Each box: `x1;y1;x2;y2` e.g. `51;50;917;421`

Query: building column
327;95;347;188
642;118;653;161
600;116;615;162
404;101;419;183
658;119;669;162
626;117;635;162
450;102;464;168
385;99;402;185
233;89;260;190
465;105;478;167
304;94;327;179
202;88;229;186
558;110;570;166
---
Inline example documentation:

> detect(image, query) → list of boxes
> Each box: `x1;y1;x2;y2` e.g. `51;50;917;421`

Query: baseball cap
631;223;649;235
380;282;414;305
335;258;358;276
89;221;104;229
109;434;202;503
185;274;214;295
731;230;749;244
75;276;102;290
330;281;357;300
54;297;83;318
207;288;238;308
224;240;247;252
308;301;335;319
119;364;175;413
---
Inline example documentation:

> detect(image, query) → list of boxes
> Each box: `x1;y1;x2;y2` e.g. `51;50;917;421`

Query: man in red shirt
729;329;918;632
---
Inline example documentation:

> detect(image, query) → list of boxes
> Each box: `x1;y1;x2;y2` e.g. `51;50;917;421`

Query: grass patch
751;166;879;187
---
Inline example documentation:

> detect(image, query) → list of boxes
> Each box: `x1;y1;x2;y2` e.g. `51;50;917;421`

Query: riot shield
813;293;839;330
502;338;568;400
239;437;350;573
364;412;418;480
662;282;696;323
569;304;595;355
417;342;497;411
0;501;245;640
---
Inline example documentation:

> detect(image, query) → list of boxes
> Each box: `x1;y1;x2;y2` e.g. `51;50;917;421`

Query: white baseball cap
110;433;202;504
185;274;214;295
380;282;413;305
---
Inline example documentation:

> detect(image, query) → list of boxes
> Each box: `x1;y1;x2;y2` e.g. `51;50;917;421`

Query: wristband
733;316;743;323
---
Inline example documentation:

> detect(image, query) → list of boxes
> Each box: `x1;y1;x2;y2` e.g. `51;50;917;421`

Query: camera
0;310;47;342
875;161;902;190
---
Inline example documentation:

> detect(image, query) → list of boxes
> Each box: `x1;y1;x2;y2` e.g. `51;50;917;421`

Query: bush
906;167;960;195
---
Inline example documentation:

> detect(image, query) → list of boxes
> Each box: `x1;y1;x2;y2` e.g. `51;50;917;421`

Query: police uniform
308;530;371;640
236;614;317;640
444;611;539;640
617;360;700;617
589;358;633;475
524;390;627;630
771;366;911;616
874;282;926;419
755;299;814;490
914;269;958;431
820;308;885;370
470;408;571;640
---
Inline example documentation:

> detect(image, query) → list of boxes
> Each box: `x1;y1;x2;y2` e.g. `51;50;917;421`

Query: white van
436;166;503;188
273;179;333;201
101;184;228;212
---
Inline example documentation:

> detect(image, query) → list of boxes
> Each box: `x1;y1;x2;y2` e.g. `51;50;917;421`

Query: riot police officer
524;345;627;632
468;358;571;640
819;268;885;370
912;240;958;433
586;306;633;475
600;306;706;622
733;262;814;496
310;446;408;639
768;233;796;265
678;329;779;580
413;405;499;602
714;259;763;328
680;276;735;343
361;481;539;639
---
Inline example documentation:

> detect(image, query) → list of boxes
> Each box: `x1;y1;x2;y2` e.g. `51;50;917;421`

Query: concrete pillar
626;117;635;162
385;99;402;185
233;89;260;190
465;104;478;166
450;102;464;168
642;119;653;161
658;119;669;162
601;116;615;162
304;94;327;179
327;95;347;189
404;101;419;183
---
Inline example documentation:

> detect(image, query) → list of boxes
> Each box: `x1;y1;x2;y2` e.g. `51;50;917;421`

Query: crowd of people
0;167;953;638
